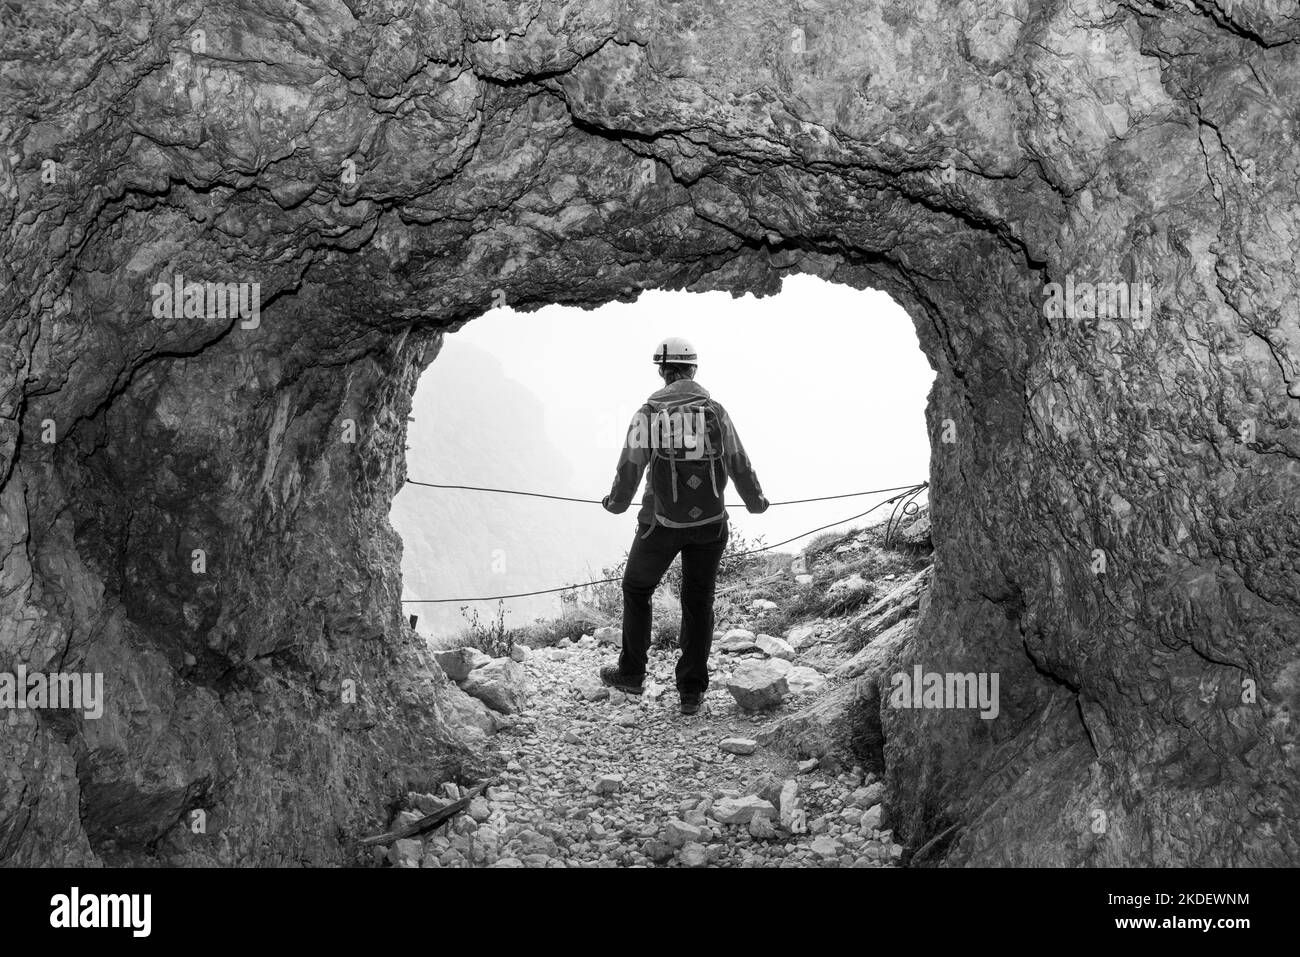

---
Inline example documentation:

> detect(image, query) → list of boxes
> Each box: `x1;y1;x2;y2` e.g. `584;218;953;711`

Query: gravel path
384;639;904;868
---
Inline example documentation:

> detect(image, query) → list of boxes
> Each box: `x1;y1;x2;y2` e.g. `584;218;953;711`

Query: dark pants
618;520;728;695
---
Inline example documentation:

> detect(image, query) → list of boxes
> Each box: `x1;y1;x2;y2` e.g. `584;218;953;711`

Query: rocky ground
369;516;932;868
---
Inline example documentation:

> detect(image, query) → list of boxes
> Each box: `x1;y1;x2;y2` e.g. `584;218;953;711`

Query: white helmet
652;336;698;365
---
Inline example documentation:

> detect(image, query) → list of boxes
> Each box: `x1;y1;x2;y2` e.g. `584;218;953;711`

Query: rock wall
2;0;1297;864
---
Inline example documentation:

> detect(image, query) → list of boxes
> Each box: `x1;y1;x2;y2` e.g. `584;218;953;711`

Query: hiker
598;336;768;715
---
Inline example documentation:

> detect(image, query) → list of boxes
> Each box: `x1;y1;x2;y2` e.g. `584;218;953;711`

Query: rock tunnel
2;0;1298;866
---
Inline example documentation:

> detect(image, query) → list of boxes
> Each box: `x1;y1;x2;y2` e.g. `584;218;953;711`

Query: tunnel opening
391;275;935;638
381;274;945;868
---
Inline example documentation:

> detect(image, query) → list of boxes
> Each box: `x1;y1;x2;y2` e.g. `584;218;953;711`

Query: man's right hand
748;495;770;514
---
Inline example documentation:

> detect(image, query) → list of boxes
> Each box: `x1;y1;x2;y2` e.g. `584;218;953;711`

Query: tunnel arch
1;1;1297;865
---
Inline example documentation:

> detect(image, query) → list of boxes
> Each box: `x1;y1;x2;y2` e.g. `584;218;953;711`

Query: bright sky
440;274;935;551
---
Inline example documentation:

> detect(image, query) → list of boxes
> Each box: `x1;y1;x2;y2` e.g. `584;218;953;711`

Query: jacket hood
647;378;710;405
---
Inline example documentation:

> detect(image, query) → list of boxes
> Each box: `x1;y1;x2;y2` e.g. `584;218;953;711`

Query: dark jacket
602;379;767;524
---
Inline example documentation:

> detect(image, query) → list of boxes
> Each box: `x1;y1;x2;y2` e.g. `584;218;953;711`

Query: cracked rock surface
2;1;1298;864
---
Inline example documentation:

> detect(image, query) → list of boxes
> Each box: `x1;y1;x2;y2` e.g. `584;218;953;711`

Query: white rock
826;573;869;602
860;804;883;830
388;838;423;868
593;774;624;796
778;779;799;824
749;815;778;840
433;646;491;682
679;842;708;867
767;657;793;675
576;635;598;649
726;660;789;711
468;798;492;822
664;819;703;847
755;633;796;660
810;835;842;858
460;657;527;714
441;682;501;737
785;624;819;649
751;598;778;612
576;678;609;702
795;574;814;585
509;643;530;663
718;628;758;653
720;737;758;755
711;795;776;825
784;665;825;695
851;783;886;808
593;626;621;647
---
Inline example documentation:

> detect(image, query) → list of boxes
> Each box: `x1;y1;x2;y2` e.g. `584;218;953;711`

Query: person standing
598;337;768;714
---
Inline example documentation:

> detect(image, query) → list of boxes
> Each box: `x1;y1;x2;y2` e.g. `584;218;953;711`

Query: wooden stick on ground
357;781;490;847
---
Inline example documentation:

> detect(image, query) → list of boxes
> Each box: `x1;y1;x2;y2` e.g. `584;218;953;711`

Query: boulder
439;681;501;736
664;819;703;847
434;646;491;682
711;795;776;825
593;625;621;646
460;657;527;714
826;573;870;606
717;628;759;653
785;623;820;650
755;633;796;660
509;643;530;663
725;660;789;711
785;665;825;695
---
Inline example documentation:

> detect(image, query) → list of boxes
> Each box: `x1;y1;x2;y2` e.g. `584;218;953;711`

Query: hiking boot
599;666;644;695
680;692;702;715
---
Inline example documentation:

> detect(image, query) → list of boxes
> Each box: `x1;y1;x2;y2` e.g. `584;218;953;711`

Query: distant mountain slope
392;338;632;637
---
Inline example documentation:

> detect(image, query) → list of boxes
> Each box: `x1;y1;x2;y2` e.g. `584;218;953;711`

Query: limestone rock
664;819;703;847
725;661;789;711
388;839;423;868
711;796;776;825
784;666;825;695
720;737;758;755
678;843;708;868
754;633;796;660
461;658;528;714
717;629;759;653
434;647;492;682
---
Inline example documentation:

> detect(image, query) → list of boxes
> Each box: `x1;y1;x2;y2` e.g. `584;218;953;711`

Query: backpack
645;397;727;531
